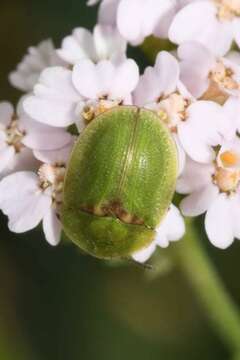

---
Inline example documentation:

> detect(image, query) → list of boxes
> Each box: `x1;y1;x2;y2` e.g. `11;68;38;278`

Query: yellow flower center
5;119;25;153
215;0;240;21
157;93;190;130
210;61;239;91
213;150;240;192
82;99;122;124
38;164;66;208
220;150;240;167
213;167;240;192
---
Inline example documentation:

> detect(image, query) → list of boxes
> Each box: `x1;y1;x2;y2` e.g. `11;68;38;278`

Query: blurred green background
0;1;240;359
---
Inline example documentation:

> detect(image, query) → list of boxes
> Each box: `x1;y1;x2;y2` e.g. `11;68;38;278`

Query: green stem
173;218;240;356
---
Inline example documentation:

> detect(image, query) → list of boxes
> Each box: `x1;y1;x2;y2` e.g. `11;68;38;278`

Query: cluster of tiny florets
1;0;240;261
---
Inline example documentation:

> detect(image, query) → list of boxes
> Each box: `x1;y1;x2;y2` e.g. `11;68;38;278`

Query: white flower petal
169;2;233;56
223;96;240;136
20;115;72;151
178;101;226;163
94;24;127;60
33;141;74;164
178;41;215;98
5;147;39;175
72;59;114;99
57;27;97;65
117;0;146;44
133;51;179;106
0;172;51;233
9;40;63;92
177;156;214;194
133;67;161;106
98;0;120;26
0;102;14;127
233;18;240;49
180;183;218;217
43;208;62;246
154;51;180;95
132;242;156;263
153;0;178;38
205;193;234;249
110;59;139;99
24;67;80;127
155;204;185;248
0;146;15;174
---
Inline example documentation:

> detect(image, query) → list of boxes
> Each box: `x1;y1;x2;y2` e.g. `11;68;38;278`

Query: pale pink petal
33;141;74;164
57;28;97;65
24;67;80;127
20;115;72;151
177;156;214;194
154;51;180;95
180;183;219;217
153;0;178;38
233;18;240;49
0;102;14;127
177;80;194;100
110;59;139;99
9;40;64;92
72;59;114;99
178;101;227;163
132;242;156;263
43;208;62;246
205;193;234;249
98;0;120;26
178;42;215;98
155;204;185;248
94;25;127;60
133;51;179;106
133;67;161;106
6;147;39;175
223;95;240;136
0;146;15;174
117;0;146;44
169;2;233;56
0;172;52;233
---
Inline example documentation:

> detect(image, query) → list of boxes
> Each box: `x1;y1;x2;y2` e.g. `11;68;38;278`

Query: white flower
57;24;126;66
0;101;37;176
0;99;72;176
0;141;74;246
24;58;139;130
117;0;179;45
133;51;233;164
177;137;240;248
132;204;185;263
178;41;240;101
9;40;65;92
169;0;240;56
88;0;121;26
88;0;184;44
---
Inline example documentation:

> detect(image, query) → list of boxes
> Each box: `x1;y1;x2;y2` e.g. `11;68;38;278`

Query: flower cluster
1;0;240;261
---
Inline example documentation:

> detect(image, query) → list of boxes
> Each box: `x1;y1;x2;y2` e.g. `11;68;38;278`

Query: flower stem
173;218;240;355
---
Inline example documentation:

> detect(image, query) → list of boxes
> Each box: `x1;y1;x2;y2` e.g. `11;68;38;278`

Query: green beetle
62;106;178;259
